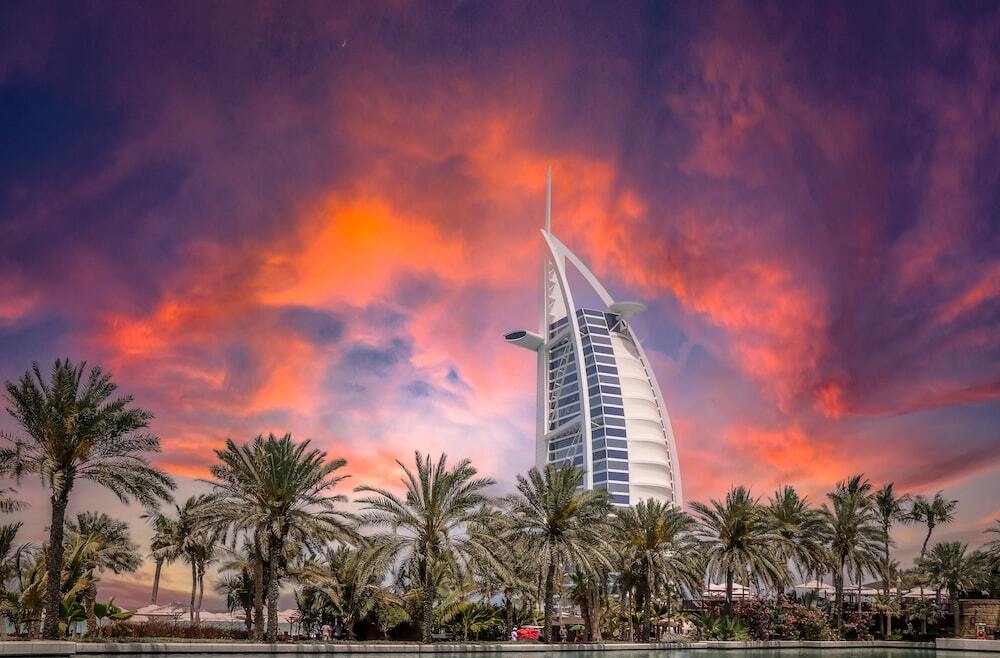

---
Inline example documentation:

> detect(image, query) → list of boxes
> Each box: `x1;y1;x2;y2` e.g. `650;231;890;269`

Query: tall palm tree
356;452;503;644
205;433;355;642
873;483;910;635
140;510;176;604
65;512;142;635
613;499;702;642
765;486;830;582
691;486;787;608
822;474;883;631
146;495;217;626
909;491;958;609
918;541;985;636
910;492;958;561
1;359;175;638
502;464;613;643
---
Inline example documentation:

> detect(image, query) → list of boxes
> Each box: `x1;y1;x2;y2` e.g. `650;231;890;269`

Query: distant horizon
1;2;998;610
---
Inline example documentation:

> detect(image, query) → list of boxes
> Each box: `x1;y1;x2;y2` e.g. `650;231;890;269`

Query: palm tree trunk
266;537;280;643
543;544;556;643
640;578;652;642
197;565;205;625
421;557;434;644
725;569;734;613
919;522;933;624
504;595;514;640
253;531;264;641
883;533;891;637
42;488;71;640
190;561;197;626
151;558;163;604
85;580;98;637
951;589;960;637
834;554;845;632
589;585;602;642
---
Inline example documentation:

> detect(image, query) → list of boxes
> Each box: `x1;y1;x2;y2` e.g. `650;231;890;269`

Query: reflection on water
84;650;939;658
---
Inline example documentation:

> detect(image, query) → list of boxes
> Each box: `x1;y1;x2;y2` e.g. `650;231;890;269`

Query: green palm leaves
613;499;700;641
821;474;884;630
691;486;788;607
1;358;174;639
355;451;500;644
205;433;355;642
501;464;613;643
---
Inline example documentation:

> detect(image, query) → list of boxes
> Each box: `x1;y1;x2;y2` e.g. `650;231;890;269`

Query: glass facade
505;203;683;510
542;308;631;506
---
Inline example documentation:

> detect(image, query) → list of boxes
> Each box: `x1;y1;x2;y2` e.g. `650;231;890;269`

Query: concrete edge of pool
1;639;998;656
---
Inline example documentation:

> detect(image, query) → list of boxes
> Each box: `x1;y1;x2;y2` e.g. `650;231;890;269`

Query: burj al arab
505;169;683;508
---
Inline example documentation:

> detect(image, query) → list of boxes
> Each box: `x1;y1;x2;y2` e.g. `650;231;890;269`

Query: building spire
545;165;552;232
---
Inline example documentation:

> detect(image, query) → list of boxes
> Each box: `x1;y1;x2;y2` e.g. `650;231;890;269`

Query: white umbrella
794;580;835;593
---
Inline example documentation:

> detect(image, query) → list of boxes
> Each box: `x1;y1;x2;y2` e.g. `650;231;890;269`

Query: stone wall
959;599;1000;638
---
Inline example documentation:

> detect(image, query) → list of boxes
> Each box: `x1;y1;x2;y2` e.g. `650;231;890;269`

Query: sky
1;1;999;608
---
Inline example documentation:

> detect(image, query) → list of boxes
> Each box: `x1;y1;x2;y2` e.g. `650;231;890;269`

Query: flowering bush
730;598;837;640
842;612;877;640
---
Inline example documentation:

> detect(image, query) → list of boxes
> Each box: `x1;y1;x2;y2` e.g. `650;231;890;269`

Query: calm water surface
86;650;949;658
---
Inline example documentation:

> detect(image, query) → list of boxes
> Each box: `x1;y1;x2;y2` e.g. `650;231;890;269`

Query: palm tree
691;486;787;609
298;544;395;639
355;452;503;644
765;486;830;582
822;474;883;631
873;483;910;636
567;569;602;642
909;491;958;612
205;433;355;642
65;512;142;635
141;509;176;604
502;464;614;643
216;569;254;634
918;542;985;636
1;359;175;638
147;495;217;626
613;499;702;642
910;492;958;560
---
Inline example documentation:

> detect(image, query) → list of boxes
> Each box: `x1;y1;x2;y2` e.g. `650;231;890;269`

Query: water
79;650;942;658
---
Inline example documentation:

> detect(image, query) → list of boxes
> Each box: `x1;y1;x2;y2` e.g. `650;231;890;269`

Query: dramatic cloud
0;1;998;606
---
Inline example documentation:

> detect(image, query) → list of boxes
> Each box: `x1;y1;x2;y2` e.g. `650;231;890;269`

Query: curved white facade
505;170;682;508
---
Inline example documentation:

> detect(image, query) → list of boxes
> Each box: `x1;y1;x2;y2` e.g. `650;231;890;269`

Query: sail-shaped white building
505;169;683;508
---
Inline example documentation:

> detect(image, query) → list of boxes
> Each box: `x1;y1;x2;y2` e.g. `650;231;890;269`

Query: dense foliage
2;358;999;643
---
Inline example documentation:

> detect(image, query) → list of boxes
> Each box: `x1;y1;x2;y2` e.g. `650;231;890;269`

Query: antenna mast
545;165;552;232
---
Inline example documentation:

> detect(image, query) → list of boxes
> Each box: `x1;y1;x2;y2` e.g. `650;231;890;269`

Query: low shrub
109;620;251;640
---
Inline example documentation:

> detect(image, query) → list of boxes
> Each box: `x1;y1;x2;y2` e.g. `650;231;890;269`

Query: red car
516;627;541;641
